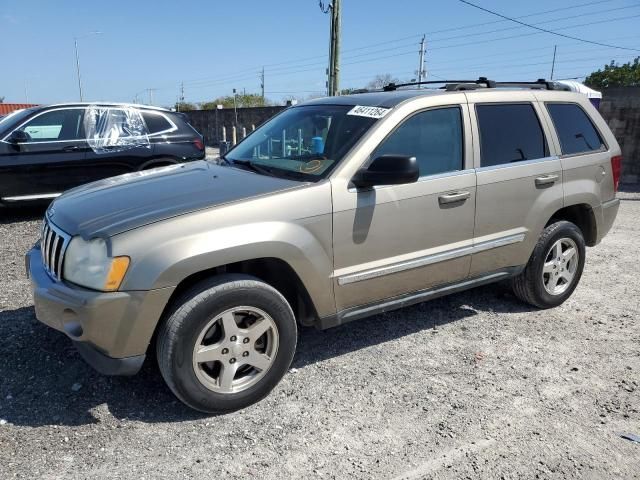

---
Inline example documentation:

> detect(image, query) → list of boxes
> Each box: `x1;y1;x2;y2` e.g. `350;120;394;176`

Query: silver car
27;80;621;412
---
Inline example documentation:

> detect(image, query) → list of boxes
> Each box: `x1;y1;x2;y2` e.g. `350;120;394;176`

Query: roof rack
383;77;571;92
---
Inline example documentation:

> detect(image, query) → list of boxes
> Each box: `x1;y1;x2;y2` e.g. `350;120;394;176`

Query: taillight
193;138;204;151
611;155;622;193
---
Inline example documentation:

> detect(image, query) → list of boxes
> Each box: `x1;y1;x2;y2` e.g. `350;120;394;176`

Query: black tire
156;274;297;413
512;221;586;309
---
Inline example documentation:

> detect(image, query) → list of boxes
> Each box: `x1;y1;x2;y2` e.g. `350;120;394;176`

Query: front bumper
27;246;175;376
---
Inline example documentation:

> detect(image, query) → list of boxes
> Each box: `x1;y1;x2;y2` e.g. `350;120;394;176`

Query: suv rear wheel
512;221;586;309
156;274;297;413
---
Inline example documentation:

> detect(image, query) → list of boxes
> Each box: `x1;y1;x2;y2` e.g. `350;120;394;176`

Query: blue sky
1;0;639;106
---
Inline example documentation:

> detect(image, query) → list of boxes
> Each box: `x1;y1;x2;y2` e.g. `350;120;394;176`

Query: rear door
82;107;154;179
467;91;563;276
0;107;87;200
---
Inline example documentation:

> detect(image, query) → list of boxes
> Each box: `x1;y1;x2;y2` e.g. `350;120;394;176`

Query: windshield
225;104;380;181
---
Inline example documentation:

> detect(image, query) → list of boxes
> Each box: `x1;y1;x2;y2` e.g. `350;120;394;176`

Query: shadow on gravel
0;283;534;427
293;281;534;369
0;204;48;224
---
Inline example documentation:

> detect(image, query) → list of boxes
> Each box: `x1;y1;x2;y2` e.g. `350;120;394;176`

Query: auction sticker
347;105;391;119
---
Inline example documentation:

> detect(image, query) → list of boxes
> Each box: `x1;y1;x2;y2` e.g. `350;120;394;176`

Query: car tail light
611;155;622;192
193;138;204;151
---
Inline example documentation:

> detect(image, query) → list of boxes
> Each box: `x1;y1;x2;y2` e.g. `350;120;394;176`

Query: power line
430;4;640;44
428;0;614;35
182;12;638;90
138;3;639;101
459;0;640;52
152;1;629;93
427;13;640;52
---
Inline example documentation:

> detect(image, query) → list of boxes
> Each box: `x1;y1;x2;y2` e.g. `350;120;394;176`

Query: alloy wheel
542;237;579;295
192;306;279;394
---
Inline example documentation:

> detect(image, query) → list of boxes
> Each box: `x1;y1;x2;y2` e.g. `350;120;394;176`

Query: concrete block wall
599;87;640;184
184;106;285;146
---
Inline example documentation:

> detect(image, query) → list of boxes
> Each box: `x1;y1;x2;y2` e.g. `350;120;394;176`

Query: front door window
16;109;84;142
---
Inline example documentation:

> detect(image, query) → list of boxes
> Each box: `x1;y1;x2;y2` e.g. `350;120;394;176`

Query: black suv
0;103;205;205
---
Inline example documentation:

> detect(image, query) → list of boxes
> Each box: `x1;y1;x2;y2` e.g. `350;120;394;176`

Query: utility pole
330;0;341;96
233;88;238;126
24;81;29;104
321;0;341;96
148;88;155;105
417;35;426;88
177;81;185;111
550;45;557;80
260;67;265;103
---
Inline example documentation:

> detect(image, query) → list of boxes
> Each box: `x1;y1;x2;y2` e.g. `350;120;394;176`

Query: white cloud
2;14;18;24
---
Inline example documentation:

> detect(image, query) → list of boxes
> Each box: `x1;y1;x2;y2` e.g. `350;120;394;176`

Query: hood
48;161;303;237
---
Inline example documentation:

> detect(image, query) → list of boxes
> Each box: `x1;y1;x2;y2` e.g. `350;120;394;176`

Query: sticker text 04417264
346;105;391;119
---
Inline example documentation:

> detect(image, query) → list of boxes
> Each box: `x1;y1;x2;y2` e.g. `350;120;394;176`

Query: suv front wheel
512;221;586;309
156;274;297;413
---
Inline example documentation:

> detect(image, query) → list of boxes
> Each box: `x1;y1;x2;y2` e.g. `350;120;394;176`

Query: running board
318;266;523;329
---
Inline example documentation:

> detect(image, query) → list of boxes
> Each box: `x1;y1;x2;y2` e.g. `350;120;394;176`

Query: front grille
41;217;71;281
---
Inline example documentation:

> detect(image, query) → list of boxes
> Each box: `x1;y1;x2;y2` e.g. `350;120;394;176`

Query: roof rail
383;77;571;92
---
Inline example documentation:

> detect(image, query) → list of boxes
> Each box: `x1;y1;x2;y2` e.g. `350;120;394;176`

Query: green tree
174;101;197;112
585;57;640;89
0;96;4;103
200;93;270;110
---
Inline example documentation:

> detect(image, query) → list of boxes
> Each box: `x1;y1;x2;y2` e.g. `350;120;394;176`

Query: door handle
535;174;559;186
438;191;471;205
62;145;80;152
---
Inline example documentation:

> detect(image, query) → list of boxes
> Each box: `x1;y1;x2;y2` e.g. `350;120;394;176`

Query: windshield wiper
231;159;277;177
217;154;232;165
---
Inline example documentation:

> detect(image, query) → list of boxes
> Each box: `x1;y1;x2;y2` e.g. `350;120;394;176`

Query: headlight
63;237;130;291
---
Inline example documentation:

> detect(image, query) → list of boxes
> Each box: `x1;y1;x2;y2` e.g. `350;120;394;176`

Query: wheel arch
138;157;180;170
160;257;320;328
545;203;598;247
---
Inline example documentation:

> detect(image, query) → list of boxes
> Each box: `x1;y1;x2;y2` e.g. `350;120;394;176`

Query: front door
467;95;564;276
332;105;476;313
0;108;87;200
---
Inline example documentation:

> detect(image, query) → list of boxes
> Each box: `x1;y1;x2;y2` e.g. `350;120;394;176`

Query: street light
74;31;103;102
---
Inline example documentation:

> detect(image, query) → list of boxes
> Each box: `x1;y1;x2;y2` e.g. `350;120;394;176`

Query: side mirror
8;130;30;144
352;154;419;188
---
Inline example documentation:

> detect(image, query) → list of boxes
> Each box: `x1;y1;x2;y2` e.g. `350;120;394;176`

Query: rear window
546;103;604;155
142;112;173;134
476;103;548;167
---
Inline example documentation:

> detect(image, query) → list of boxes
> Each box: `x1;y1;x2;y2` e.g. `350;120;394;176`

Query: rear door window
546;103;604;155
476;103;548;167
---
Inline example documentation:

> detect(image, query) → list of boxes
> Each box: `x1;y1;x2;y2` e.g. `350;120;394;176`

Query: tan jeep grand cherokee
27;79;621;413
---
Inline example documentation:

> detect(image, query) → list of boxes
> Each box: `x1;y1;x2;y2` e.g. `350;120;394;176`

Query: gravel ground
1;190;639;479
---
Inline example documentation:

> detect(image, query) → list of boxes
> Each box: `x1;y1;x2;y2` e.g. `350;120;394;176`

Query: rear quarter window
546;103;604;155
142;112;173;134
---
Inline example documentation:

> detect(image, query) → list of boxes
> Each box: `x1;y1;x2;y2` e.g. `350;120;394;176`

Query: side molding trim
320;266;524;329
337;233;525;286
1;193;62;202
